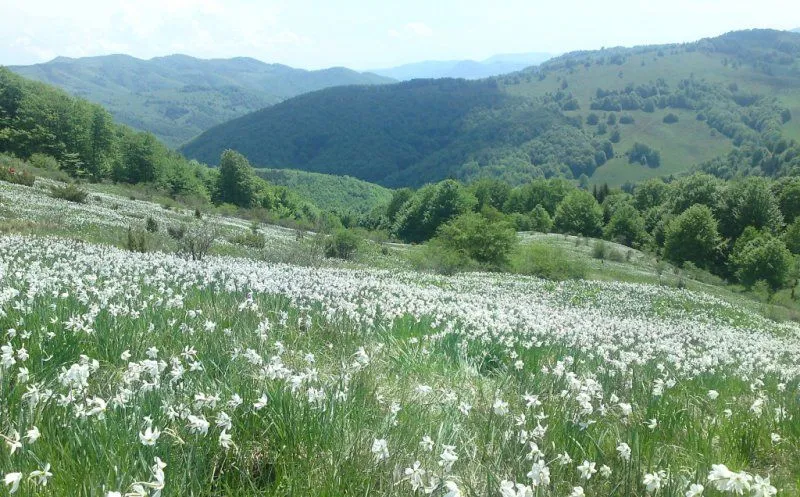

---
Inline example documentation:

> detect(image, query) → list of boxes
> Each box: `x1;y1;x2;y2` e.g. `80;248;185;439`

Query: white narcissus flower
24;426;40;444
577;460;597;480
419;435;434;452
685;483;704;497
404;461;425;492
617;442;631;461
371;438;389;461
569;486;585;497
28;463;52;487
139;426;160;446
643;471;665;493
751;475;777;497
4;472;22;494
442;481;462;497
219;429;233;450
707;390;719;400
493;398;509;416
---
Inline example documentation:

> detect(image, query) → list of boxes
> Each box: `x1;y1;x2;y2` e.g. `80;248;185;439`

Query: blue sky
1;0;798;69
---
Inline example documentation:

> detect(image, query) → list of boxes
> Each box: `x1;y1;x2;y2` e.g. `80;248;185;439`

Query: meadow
1;180;799;496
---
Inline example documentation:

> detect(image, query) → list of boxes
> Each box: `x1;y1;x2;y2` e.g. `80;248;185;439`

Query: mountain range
181;29;800;188
8;54;393;147
371;52;553;80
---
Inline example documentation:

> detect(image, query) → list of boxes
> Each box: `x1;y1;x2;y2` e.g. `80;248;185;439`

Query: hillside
372;52;552;80
182;30;800;188
254;168;392;214
8;54;394;147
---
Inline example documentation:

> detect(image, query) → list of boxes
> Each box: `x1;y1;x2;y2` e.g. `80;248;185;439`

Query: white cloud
387;22;434;40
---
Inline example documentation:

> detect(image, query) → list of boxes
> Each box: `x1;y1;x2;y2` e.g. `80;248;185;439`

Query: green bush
408;240;475;275
145;216;159;233
512;243;588;280
435;212;517;269
167;225;187;240
124;227;149;253
231;231;267;249
730;232;792;290
324;229;361;260
49;184;88;203
28;153;60;171
663;113;679;124
0;162;35;187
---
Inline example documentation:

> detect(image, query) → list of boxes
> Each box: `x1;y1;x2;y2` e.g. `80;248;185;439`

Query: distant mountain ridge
371;52;552;80
182;30;800;188
8;54;394;147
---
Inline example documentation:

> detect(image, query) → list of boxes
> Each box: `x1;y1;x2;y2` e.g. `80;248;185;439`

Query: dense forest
182;30;800;188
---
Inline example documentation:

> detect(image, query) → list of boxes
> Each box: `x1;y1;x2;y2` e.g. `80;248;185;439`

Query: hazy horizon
1;0;798;70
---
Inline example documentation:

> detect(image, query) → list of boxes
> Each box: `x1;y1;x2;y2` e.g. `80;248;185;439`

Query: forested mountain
254;168;392;214
182;30;800;188
8;54;393;147
372;52;552;80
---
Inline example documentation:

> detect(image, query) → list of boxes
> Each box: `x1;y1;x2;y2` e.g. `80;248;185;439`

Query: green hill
182;30;800;188
254;168;392;214
8;54;394;148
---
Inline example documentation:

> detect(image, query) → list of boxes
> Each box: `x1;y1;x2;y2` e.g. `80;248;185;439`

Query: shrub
435;212;517;269
619;115;635;124
49;184;88;203
28;153;60;171
124;227;149;253
0;166;35;187
167;224;187;240
231;231;267;249
512;243;588;280
626;143;661;167
592;240;609;259
145;216;159;233
663;113;679;124
408;240;475;275
324;229;361;260
176;224;217;261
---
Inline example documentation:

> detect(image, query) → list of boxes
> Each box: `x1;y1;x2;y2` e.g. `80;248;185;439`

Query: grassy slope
9;55;394;148
255;168;392;214
504;45;800;186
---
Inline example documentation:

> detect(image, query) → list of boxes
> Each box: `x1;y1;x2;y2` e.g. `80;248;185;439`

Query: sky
1;0;798;70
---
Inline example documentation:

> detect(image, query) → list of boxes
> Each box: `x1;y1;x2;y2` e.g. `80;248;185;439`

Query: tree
717;177;783;239
394;180;476;243
670;173;720;214
436;212;517;268
604;203;647;247
119;132;163;184
634;178;669;211
553;190;603;236
663;204;720;268
470;178;511;211
217;149;257;207
730;232;792;290
784;218;800;254
626;142;661;167
775;177;800;223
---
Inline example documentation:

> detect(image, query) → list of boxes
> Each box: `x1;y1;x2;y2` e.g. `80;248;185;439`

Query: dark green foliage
217;150;257;207
663;204;721;268
529;205;554;232
634;178;670;211
124;227;149;253
167;224;187;240
145;216;159;233
730;231;793;289
504;178;575;215
626;143;662;167
663;113;679;123
182;79;566;187
393;180;476;243
586;113;599;125
604;203;648;247
717;177;783;239
9;54;393;147
435;212;517;268
511;243;588;280
323;229;361;260
469;178;512;212
49;184;88;203
176;224;217;261
774;178;800;223
553;190;603;236
609;128;621;143
670;173;720;213
783;218;800;254
619;115;635;124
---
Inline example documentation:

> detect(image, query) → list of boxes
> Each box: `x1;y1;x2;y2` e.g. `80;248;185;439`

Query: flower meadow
1;182;800;496
0;232;798;497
